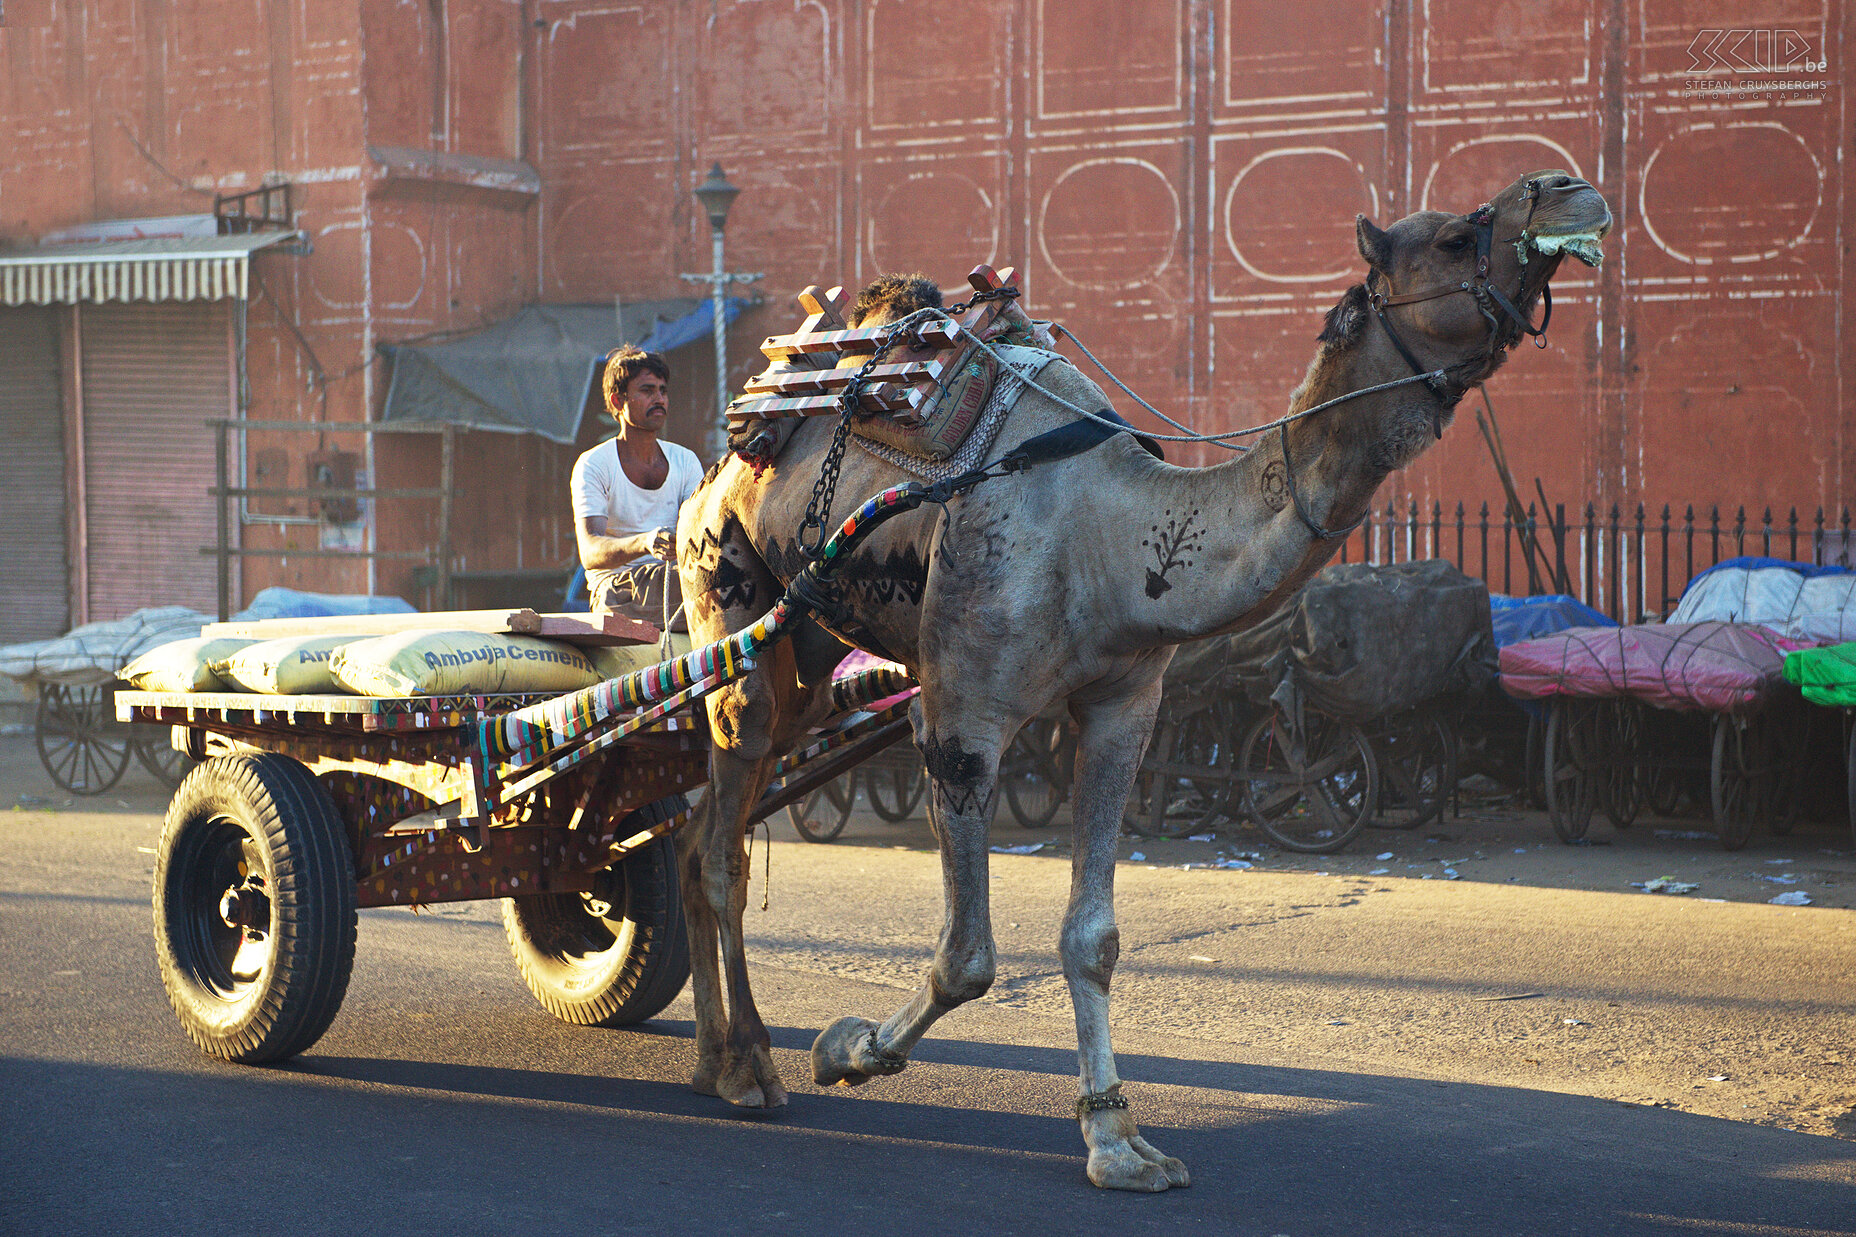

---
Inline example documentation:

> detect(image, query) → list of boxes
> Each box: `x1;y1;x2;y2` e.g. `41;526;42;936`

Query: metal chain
796;285;1019;558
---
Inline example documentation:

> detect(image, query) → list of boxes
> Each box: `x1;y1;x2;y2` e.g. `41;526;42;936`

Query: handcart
1127;559;1496;852
1782;642;1856;848
117;480;956;1065
1502;621;1815;850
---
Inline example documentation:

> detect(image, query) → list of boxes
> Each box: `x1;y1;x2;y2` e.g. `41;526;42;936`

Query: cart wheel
785;775;855;843
36;683;132;795
153;754;358;1063
1847;716;1856;852
1646;766;1684;818
1522;710;1547;810
1599;702;1645;830
1238;712;1378;853
1542;700;1599;843
1003;718;1066;830
133;727;195;790
504;825;691;1027
1126;707;1237;839
1711;715;1765;851
1370;708;1457;830
866;762;927;822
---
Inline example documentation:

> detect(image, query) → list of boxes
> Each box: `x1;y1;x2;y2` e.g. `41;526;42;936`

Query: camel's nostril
1547;175;1586;193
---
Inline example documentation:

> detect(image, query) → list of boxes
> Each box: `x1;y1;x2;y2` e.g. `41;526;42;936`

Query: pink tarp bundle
1498;621;1816;714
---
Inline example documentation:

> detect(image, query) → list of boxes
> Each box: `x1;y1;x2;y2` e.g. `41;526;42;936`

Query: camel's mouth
1518;178;1612;269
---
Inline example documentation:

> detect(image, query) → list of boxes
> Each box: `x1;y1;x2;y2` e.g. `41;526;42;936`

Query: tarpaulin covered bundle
1670;557;1856;643
1489;593;1615;647
1783;643;1856;708
1163;559;1497;723
0;589;415;687
1499;621;1814;713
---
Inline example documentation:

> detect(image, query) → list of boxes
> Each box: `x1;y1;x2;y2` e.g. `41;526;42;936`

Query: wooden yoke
726;265;1021;430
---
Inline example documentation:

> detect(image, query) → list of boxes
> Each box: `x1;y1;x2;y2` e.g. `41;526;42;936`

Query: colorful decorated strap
478;598;795;764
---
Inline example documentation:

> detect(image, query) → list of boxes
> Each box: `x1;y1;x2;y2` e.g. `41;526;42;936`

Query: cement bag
330;631;603;697
588;634;696;682
212;635;354;695
120;637;257;692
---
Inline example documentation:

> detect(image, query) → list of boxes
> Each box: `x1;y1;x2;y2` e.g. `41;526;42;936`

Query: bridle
1283;178;1557;542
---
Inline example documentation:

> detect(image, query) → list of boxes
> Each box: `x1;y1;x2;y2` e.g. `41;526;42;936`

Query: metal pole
709;224;728;463
215;422;230;621
437;425;455;610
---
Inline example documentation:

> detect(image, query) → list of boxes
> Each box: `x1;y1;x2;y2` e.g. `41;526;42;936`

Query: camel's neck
1118;338;1439;644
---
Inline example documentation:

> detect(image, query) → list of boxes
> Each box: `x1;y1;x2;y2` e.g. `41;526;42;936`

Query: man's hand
650;526;675;560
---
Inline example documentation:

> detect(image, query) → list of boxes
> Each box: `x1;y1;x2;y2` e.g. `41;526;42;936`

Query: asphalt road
3;738;1854;1236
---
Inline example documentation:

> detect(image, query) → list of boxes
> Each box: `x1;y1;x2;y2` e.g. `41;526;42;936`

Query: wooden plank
759;319;965;361
201;608;658;645
726;384;923;425
743;355;951;396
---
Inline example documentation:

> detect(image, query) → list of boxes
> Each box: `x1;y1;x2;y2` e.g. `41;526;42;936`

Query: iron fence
1337;500;1855;623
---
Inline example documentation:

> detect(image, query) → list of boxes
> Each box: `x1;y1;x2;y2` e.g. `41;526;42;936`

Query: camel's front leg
812;712;1005;1086
1064;688;1191;1191
675;732;789;1109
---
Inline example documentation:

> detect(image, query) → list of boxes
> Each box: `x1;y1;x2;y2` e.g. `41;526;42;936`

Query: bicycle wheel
1238;712;1377;853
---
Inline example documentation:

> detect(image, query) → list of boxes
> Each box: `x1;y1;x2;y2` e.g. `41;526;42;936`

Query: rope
853;306;1448;449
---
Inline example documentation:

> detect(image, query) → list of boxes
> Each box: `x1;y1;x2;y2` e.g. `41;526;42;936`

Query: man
571;346;703;629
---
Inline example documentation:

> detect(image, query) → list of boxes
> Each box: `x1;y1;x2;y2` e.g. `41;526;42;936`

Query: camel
671;170;1612;1190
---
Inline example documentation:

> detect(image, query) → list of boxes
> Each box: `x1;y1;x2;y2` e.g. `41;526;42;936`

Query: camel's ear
1356;214;1392;271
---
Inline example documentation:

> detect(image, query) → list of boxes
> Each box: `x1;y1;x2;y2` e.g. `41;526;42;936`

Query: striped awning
0;231;301;306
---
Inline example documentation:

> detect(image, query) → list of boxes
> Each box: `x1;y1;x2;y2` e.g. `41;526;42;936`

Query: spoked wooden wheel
1126;707;1238;839
1368;708;1457;830
36;683;132;795
1710;716;1761;850
1003;718;1069;829
865;761;927;822
1542;699;1600;843
1238;712;1378;853
134;726;196;790
785;774;855;843
1598;701;1645;830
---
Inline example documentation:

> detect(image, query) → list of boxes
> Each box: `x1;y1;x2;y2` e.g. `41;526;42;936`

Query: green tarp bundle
1783;642;1856;708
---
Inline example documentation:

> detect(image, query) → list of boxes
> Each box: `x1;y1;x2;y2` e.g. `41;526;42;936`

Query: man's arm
576;516;673;569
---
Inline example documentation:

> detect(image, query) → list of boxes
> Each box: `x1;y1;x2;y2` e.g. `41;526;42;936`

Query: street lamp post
680;163;763;463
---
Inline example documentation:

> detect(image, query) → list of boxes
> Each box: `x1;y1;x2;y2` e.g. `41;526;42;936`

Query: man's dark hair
601;346;670;409
848;273;942;327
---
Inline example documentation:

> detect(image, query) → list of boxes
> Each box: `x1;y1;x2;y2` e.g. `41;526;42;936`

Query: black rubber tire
1239;712;1377;853
1543;700;1598;843
785;776;854;842
153;754;358;1064
504;829;691;1026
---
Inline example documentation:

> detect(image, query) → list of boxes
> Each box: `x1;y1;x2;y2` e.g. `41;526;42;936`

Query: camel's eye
1439;234;1473;254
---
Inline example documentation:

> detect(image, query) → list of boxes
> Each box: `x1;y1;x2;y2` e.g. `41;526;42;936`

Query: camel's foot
692;1043;788;1109
811;1016;908;1087
1082;1106;1191;1192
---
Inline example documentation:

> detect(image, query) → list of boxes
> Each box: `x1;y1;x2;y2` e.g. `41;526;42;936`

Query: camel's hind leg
1063;680;1190;1191
811;694;1007;1087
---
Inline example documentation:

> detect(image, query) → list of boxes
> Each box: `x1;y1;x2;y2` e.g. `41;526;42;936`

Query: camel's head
1351;170;1612;359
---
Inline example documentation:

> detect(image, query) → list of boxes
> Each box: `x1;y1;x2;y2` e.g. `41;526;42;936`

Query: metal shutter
80;302;228;621
0;306;70;642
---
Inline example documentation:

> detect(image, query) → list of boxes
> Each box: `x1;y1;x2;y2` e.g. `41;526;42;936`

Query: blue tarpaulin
1489;594;1615;647
377;298;751;444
